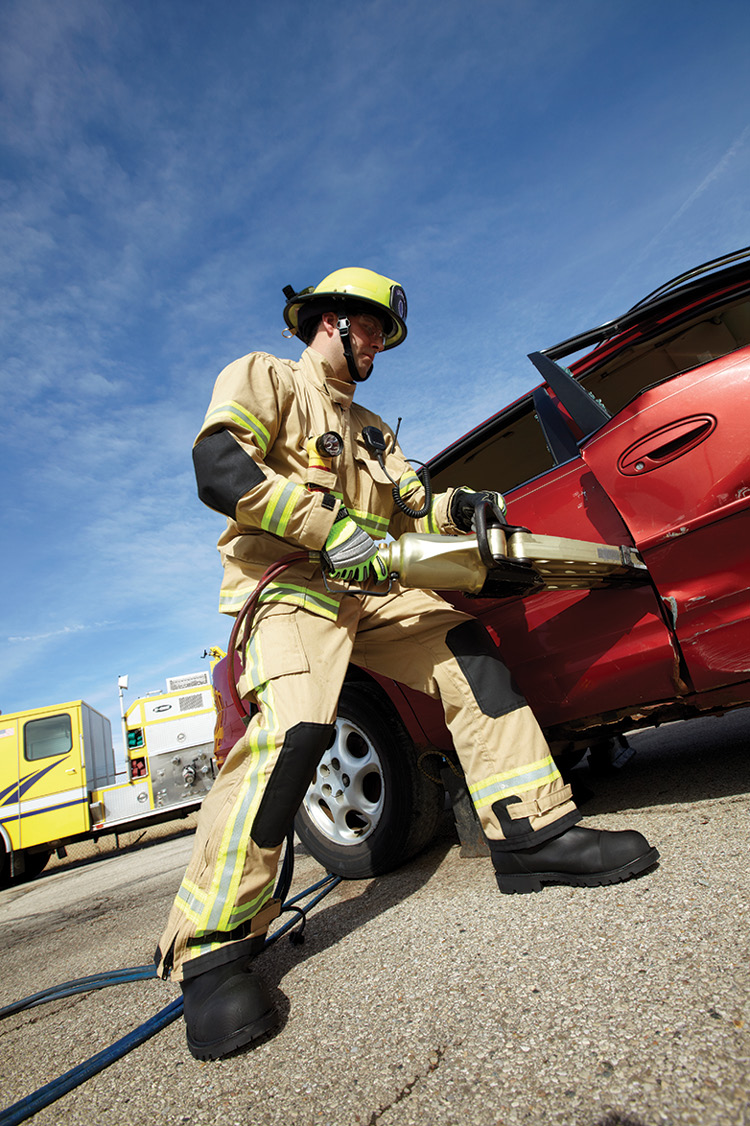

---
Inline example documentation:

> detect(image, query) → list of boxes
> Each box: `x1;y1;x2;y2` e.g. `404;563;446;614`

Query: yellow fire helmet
283;267;408;350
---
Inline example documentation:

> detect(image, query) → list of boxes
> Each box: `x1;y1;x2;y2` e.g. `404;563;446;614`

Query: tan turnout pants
156;585;577;980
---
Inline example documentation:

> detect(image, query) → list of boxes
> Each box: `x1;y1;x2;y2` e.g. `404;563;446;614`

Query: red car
214;248;750;879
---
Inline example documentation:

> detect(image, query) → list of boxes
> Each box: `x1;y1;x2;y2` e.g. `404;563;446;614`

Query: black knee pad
445;620;526;718
251;722;336;849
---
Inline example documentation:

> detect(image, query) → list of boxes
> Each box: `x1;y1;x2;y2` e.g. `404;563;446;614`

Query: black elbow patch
193;429;266;517
445;620;526;718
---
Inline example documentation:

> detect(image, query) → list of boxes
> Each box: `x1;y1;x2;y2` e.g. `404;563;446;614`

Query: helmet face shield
283;267;407;349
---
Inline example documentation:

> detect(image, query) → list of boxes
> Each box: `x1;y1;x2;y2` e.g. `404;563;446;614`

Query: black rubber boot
181;957;277;1060
491;824;659;894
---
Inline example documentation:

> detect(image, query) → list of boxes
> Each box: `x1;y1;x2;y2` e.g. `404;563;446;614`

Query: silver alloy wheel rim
302;717;384;845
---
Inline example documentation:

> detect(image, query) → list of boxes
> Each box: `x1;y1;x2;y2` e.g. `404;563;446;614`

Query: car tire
294;681;444;879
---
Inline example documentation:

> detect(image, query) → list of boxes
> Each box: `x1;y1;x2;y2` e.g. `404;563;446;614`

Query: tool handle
473;497;508;569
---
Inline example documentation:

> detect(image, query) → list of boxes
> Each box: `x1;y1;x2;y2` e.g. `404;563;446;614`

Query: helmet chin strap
337;315;372;383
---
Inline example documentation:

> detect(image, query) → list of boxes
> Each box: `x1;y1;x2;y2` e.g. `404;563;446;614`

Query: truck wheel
0;848;50;885
17;849;51;882
294;682;443;879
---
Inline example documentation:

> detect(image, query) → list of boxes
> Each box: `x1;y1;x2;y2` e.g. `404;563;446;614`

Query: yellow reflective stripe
175;850;275;936
469;755;562;809
261;481;305;536
276;484;306;537
219;580;340;619
219;586;254;613
181;874;277;963
256;483;386;541
470;754;557;794
398;469;421;497
397;468;436;530
204;641;280;932
174;878;208;926
301;486;388;538
427;497;439;534
225;882;275;928
243;626;262;687
329;492;388;537
204;401;271;454
177;635;287;938
183;940;224;961
351;507;390;537
258;582;340;618
180;878;207;907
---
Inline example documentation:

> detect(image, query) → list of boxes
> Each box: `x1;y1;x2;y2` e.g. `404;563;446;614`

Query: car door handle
64;768;77;774
618;415;716;476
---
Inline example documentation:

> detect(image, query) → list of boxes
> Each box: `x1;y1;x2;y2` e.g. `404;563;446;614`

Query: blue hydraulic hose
0;871;342;1125
0;966;156;1019
0;999;183;1126
264;875;342;947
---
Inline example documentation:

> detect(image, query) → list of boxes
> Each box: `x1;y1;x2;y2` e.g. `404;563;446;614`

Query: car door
430;386;682;731
581;345;750;694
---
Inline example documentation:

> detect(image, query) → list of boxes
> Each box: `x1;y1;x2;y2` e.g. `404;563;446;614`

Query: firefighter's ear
320;312;339;338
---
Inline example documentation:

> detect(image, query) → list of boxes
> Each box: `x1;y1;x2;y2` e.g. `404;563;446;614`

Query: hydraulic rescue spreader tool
224;493;647;721
374;521;647;597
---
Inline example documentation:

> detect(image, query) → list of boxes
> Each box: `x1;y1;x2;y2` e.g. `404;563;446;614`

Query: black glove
449;487;507;533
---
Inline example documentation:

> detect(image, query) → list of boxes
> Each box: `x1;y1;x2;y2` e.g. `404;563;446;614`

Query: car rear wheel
294;682;443;879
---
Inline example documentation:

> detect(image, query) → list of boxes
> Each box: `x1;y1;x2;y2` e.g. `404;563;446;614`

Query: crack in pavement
366;1042;454;1124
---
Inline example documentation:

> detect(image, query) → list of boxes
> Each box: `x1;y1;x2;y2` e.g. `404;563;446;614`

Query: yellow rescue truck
0;671;217;884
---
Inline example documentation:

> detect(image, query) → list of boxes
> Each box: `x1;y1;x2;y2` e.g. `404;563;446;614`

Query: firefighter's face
316;311;385;381
348;313;385;378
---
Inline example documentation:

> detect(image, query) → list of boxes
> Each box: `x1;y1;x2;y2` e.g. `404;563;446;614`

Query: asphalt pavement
1;708;749;1126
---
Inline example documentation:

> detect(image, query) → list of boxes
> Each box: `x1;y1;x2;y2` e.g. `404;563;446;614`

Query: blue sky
2;0;750;755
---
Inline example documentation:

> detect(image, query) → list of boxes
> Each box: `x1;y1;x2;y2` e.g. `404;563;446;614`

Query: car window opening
431;286;750;499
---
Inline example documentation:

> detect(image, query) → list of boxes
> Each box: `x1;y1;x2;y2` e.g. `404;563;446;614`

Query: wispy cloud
8;621;115;644
626;125;750;277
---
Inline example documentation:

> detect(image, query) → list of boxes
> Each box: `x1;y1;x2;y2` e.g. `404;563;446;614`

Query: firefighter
155;267;658;1060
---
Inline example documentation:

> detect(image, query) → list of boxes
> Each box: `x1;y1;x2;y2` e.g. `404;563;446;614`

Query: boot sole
186;1004;278;1061
495;846;660;894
